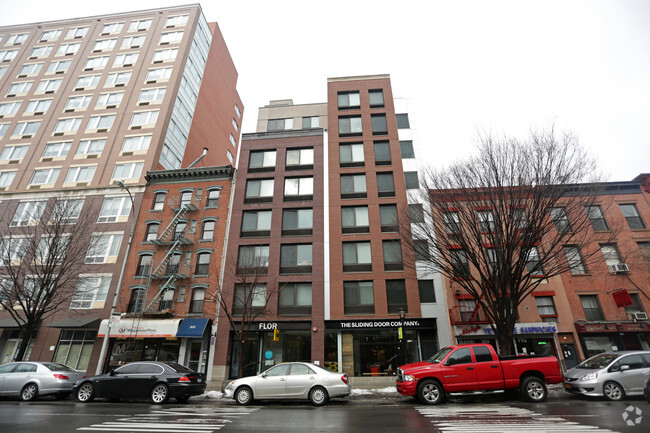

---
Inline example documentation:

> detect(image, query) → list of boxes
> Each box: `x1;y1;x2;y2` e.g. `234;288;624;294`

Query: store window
53;330;96;370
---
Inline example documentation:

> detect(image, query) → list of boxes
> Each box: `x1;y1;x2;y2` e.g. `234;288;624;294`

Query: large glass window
340;143;364;166
379;204;398;232
373;141;391;165
237;245;270;274
368;89;384;107
241;210;272;237
340;174;366;199
29;167;59;185
344;281;374;314
70;276;111;309
383;240;403;271
337;91;360;109
85;234;122;264
343;241;372;272
284;177;313;200
245;179;274;203
280;244;312;274
377;172;395;197
233;284;266;315
386;280;407;314
371;114;388;135
97;196;131;223
342;206;369;234
53;330;96;370
286;148;313;168
11;201;46;227
282;208;312;236
338;116;362;135
0;145;28;161
267;118;293;131
279;283;312;315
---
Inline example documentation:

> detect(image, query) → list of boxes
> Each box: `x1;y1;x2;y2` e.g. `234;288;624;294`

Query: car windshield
426;347;454;364
42;363;75;372
165;362;194;373
576;353;619;369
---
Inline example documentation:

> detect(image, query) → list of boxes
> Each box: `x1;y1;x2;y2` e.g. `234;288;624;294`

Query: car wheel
235;386;253;406
520;376;547;402
76;382;95;402
151;383;170;404
417;379;445;405
309;386;329;406
603;381;625;401
20;383;38;401
175;396;190;403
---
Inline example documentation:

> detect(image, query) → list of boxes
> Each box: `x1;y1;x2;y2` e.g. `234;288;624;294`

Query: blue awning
176;318;210;338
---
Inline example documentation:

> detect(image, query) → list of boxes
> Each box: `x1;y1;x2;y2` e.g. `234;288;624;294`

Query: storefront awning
98;318;182;338
176;318;210;338
45;317;101;328
0;318;21;328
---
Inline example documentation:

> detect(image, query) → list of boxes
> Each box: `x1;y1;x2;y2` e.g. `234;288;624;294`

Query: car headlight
403;375;416;382
225;381;237;390
579;372;598;381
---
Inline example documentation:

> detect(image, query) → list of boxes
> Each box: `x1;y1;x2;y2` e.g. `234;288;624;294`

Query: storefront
324;318;438;377
454;322;559;358
228;321;311;379
575;322;650;359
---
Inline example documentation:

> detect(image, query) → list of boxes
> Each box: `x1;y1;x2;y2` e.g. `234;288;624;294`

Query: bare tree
210;246;276;378
0;195;98;361
404;127;617;354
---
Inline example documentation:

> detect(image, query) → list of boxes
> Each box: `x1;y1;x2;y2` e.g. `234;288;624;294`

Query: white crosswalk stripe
416;405;618;432
77;406;258;432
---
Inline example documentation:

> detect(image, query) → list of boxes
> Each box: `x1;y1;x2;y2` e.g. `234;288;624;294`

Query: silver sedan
0;361;85;401
563;351;650;400
224;362;351;406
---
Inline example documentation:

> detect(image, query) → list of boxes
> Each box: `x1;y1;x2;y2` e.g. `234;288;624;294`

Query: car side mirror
109;369;116;376
620;364;630;372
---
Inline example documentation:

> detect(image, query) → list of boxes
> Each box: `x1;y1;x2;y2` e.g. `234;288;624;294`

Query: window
409;204;425;224
338;116;362;135
86;114;115;131
230;134;237;147
340;174;367;199
66;27;88;39
284;177;313;200
383;240;403;271
279;283;312;315
160;31;184;44
414;239;430;261
525;246;544;276
153;48;178;62
379;204;398;232
1;237;31;265
145;223;159;241
473;346;494;363
105;71;131;86
535;296;557;322
396;113;410;129
282;208;312;236
235;104;241;118
152;192;166;210
371;114;388;135
195;253;211;275
373;141;391;165
51;199;83;224
580;295;605;321
478;210;496;233
342;206;369;234
451;249;471;277
286;148;313;168
129;19;152;32
404;172;419;189
267;118;293;131
113;53;139;67
130;110;159;127
0;66;6;78
280;244;312;274
585;205;609;231
84;56;109;69
69;276;111;310
76;139;105;156
447;348;472;365
127;288;145;313
1;145;28;161
14;120;42;136
201;221;215;240
400;140;415;158
248;150;276;171
564;246;588;275
237;245;270;274
386;280;407;314
121;135;151;152
29;167;60;185
513;208;528;229
97;196;131;223
165;253;181;274
111;162;143;180
377;172;395;197
146;67;173;81
343;241;372;272
166;15;189;26
138;88;165;103
205;189;220;207
64;165;96;183
344;281;374;314
53;330;97;370
7;81;32;95
101;22;124;34
18;63;43;76
94;92;123;108
302;116;319;129
6;33;29;44
189;288;205;313
233;284;266;315
245;179;274;203
85;234;123;264
600;244;622;267
172;221;187;241
122;35;146;48
550;207;572;233
418;280;436;303
0;124;8;139
340;142;364;166
369;89;384;107
74;74;101;89
232;118;239;131
0;171;17;188
458;299;477;322
11;201;46;226
227;150;234;164
65;95;92;110
0;49;19;61
29;46;53;57
624;293;645;316
619;204;646;229
57;43;80;56
53;117;82;134
337;91;360;108
159;288;174;311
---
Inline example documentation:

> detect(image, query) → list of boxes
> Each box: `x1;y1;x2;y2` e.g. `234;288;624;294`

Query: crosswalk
77;406;259;432
415;405;618;432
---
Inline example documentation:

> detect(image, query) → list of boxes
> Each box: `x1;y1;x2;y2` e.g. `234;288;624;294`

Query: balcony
449;305;490;325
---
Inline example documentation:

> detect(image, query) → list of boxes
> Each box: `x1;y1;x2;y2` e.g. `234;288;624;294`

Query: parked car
396;343;563;404
73;361;205;404
563;351;650;401
0;361;85;401
644;377;650;403
224;362;350;406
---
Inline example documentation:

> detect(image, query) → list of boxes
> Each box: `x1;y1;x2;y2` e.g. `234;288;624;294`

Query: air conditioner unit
609;263;629;274
633;312;648;321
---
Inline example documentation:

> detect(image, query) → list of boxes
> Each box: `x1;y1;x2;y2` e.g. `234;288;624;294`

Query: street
0;393;648;433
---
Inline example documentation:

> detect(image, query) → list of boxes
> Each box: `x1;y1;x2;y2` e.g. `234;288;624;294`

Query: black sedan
73;361;206;404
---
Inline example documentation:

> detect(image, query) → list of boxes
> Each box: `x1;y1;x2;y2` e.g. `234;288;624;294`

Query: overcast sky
1;0;648;181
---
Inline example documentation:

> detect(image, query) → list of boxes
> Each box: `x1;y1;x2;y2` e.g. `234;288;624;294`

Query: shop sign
232;321;311;331
617;322;648;332
98;318;181;338
612;289;633;308
326;318;437;330
575;323;617;333
454;322;557;336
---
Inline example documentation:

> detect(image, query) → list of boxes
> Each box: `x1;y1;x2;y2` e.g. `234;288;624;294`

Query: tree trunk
14;329;32;361
237;339;244;378
495;327;515;356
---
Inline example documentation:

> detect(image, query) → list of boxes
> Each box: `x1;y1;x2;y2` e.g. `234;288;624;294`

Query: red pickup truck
396;343;563;404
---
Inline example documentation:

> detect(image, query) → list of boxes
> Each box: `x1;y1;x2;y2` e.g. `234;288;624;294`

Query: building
213;74;451;382
0;4;242;373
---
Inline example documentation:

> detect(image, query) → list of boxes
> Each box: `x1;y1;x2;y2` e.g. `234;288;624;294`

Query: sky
1;0;648;182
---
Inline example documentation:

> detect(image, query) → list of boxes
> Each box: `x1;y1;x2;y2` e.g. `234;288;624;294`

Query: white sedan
224;362;350;406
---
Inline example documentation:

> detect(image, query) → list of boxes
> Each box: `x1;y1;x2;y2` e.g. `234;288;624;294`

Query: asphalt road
0;394;648;433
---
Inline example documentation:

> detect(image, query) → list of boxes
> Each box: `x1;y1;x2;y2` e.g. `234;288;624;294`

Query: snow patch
195;391;224;400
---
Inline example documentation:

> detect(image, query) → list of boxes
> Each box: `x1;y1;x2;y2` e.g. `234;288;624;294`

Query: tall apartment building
214;75;450;381
0;5;242;372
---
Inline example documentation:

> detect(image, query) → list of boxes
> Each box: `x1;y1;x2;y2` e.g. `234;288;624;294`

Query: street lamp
398;307;406;367
95;180;136;375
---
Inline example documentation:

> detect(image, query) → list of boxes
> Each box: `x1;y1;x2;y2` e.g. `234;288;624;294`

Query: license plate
564;383;571;389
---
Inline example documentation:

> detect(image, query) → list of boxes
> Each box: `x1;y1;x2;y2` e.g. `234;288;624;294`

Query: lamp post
398;307;406;367
95;180;136;375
